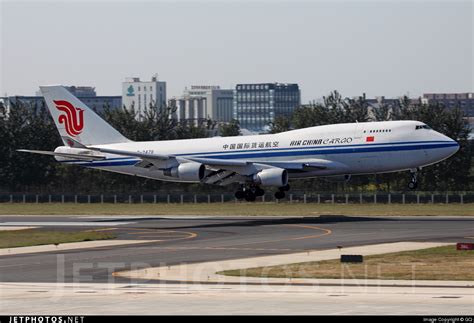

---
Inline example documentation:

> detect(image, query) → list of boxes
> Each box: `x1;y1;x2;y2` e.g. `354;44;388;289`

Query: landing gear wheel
235;191;245;199
245;191;256;202
280;184;290;192
274;191;286;200
255;187;265;197
408;181;418;190
408;170;418;190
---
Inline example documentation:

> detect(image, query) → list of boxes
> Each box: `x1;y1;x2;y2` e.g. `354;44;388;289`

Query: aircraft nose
451;140;460;154
436;131;460;157
443;137;460;157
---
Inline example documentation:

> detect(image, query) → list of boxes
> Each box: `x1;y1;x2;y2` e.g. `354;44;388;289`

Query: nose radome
452;140;460;154
435;131;460;156
444;137;460;156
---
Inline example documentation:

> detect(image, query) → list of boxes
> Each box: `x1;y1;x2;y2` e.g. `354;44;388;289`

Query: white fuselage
57;120;459;183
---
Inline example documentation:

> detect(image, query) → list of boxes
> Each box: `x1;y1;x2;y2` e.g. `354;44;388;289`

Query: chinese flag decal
366;136;375;142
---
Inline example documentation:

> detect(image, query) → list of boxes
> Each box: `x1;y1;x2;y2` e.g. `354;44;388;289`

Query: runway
0;215;472;284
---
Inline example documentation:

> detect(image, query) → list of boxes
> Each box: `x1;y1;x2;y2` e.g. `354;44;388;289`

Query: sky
1;0;472;102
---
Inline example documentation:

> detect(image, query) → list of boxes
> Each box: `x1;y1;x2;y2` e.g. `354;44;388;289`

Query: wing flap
87;147;171;161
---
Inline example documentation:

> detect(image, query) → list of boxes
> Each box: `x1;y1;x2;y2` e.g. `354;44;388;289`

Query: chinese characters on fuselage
221;137;354;151
223;141;279;150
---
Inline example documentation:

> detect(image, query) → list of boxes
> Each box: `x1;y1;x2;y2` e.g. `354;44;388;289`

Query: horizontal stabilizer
17;149;106;161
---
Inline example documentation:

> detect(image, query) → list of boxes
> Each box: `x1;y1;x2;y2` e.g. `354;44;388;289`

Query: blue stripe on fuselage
59;141;458;167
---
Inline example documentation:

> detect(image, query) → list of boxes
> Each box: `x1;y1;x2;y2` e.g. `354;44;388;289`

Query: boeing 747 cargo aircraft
18;86;460;201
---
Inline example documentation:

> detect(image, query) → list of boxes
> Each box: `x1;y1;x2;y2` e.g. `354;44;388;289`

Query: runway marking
127;231;188;235
90;228;198;249
137;235;190;239
209;225;332;249
0;222;133;227
151;246;297;252
284;224;332;241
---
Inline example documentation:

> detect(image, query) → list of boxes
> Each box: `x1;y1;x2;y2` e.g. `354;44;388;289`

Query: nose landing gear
408;169;418;190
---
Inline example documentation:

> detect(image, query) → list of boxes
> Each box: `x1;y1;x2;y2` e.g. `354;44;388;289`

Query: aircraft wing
187;157;346;171
82;146;349;185
184;157;349;185
86;146;172;161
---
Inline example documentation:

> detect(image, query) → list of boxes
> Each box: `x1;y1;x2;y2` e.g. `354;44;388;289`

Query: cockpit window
416;125;431;130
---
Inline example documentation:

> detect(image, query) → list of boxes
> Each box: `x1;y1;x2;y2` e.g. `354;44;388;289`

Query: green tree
268;115;291;134
219;119;241;137
0;100;60;191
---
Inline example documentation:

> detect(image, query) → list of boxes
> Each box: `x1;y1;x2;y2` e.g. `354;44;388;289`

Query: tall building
122;76;166;120
169;85;234;124
184;86;234;122
169;96;207;125
234;83;300;132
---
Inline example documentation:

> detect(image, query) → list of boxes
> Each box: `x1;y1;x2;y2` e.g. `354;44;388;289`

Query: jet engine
254;168;288;187
163;162;205;182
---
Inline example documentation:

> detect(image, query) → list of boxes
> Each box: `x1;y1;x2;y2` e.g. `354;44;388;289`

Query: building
423;92;474;136
169;85;234;124
234;83;300;132
2;85;122;117
183;86;234;122
65;86;96;97
35;86;96;98
169;96;207;125
422;93;473;117
122;76;166;120
78;96;122;113
365;96;401;107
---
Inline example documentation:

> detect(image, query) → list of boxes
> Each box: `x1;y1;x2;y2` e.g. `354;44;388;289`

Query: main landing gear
234;184;291;201
274;184;290;200
235;185;265;202
408;169;418;190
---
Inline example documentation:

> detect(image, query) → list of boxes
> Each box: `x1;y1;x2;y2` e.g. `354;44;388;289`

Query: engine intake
254;168;288;187
163;162;205;182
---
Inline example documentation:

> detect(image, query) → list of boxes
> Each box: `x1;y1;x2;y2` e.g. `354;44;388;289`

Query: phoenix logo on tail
54;100;84;137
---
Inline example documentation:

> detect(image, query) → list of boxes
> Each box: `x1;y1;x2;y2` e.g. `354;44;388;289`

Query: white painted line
0;239;158;256
0;226;38;231
0;221;133;227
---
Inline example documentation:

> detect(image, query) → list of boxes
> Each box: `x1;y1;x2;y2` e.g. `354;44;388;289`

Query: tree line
0;91;471;194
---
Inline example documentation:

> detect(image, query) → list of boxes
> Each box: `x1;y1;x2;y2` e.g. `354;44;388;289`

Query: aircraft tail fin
40;85;130;146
